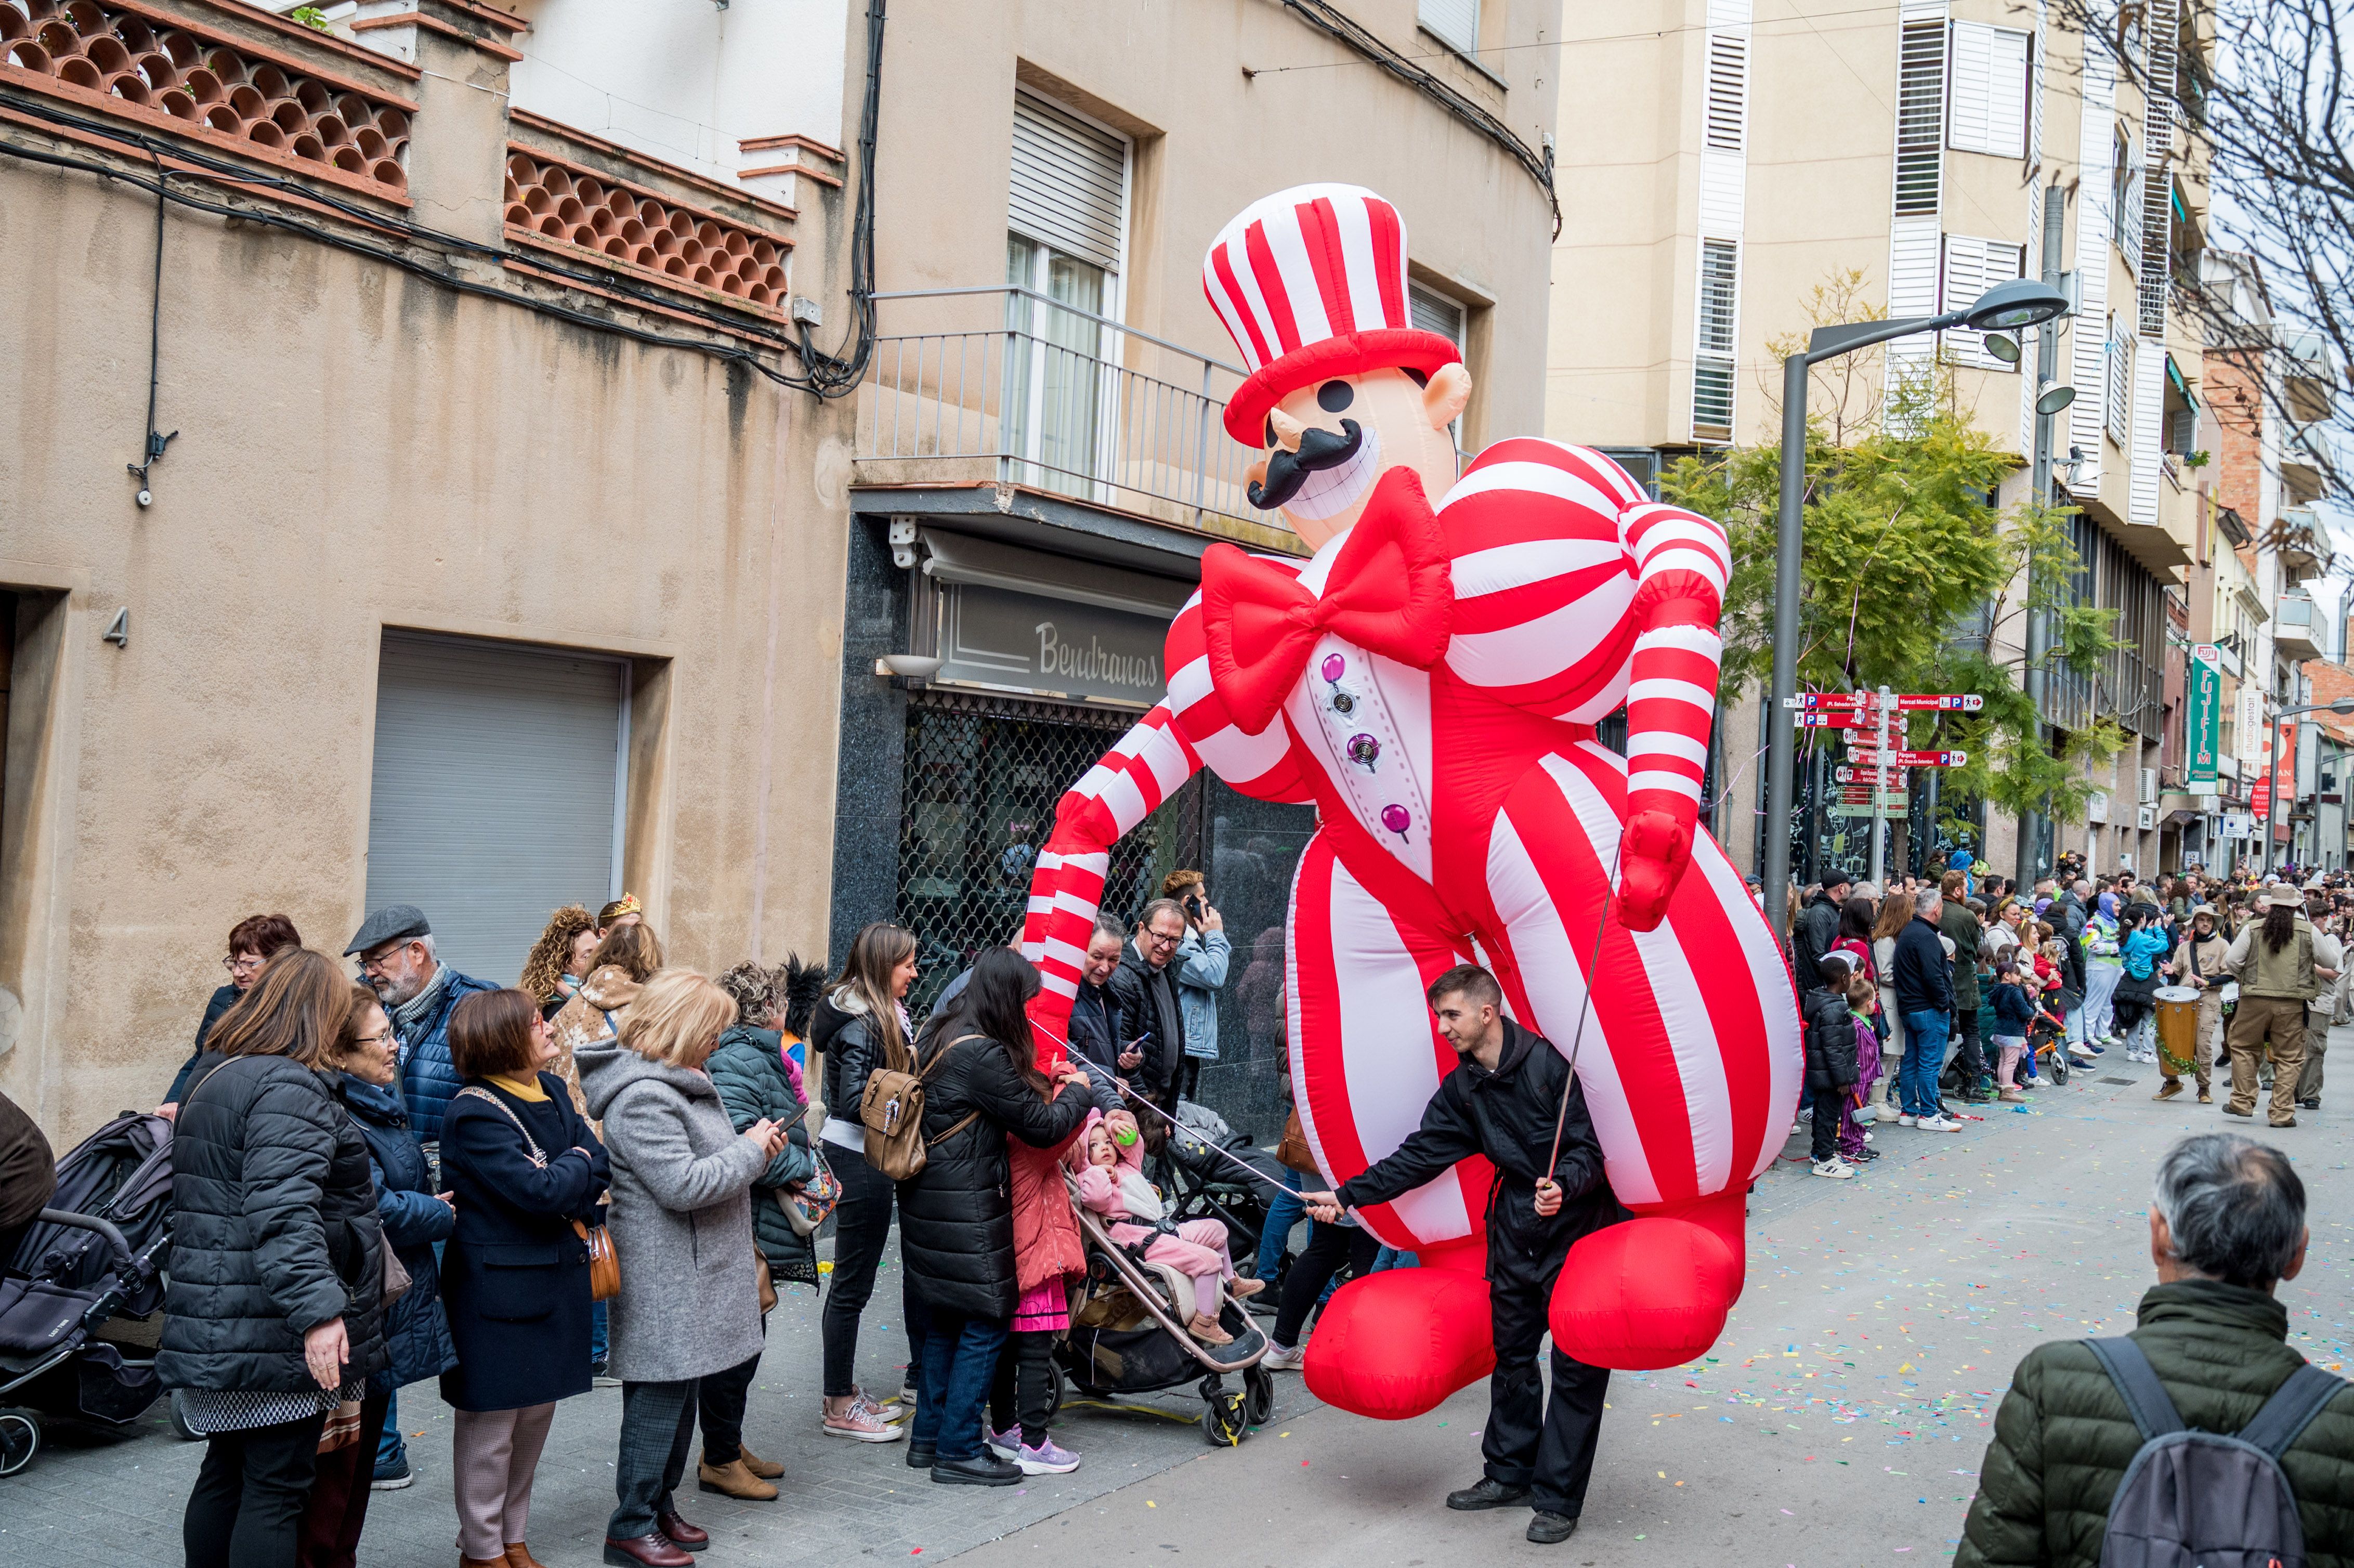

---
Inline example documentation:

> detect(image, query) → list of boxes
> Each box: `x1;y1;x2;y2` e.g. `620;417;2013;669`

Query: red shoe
1549;1194;1744;1369
1300;1238;1495;1419
656;1511;708;1551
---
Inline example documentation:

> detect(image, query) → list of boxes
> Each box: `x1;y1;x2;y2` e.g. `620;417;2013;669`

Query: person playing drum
2163;907;2231;1103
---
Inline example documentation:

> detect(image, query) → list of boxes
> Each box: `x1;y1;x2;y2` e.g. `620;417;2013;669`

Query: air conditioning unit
2137;804;2157;830
2139;768;2160;804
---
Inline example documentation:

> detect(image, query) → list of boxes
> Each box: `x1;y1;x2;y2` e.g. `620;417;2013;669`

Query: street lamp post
1761;279;2072;943
2263;697;2354;874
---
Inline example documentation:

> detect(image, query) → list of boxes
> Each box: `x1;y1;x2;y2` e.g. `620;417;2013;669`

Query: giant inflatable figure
1020;185;1800;1420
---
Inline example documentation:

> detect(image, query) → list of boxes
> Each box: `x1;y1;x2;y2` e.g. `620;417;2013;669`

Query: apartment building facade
0;0;1561;1142
1549;0;2210;884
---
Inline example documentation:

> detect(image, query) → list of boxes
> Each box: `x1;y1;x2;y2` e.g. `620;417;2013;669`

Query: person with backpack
1956;1133;2351;1568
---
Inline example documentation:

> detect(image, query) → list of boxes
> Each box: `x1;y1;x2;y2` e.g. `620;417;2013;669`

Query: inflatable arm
1614;501;1731;931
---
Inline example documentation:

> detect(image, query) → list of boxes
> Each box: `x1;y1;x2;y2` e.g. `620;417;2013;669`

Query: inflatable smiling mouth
1250;419;1378;515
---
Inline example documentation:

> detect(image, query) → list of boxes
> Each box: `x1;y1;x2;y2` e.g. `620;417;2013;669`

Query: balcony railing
2099;644;2164;741
855;286;1259;529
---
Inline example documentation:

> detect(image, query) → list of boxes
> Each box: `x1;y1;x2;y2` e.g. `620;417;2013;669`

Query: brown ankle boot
736;1443;784;1480
1227;1276;1266;1299
504;1545;551;1568
1187;1311;1234;1345
697;1455;779;1500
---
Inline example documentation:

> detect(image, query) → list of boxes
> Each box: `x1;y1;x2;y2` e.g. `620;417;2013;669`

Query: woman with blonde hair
160;950;388;1568
519;905;598;1022
578;971;789;1567
810;921;922;1439
546;923;665;1118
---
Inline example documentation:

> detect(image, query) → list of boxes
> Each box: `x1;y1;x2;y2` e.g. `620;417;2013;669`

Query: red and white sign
1834;765;1911;785
1846;748;1969;768
1788;691;1984;712
1797;712;1871;728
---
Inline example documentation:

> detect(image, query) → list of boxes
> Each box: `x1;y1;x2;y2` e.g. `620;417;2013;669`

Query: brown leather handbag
1275;1106;1318;1174
455;1086;619;1301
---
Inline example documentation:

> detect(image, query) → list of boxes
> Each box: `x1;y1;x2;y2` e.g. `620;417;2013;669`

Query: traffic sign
1797;712;1869;728
1828;803;1907;819
1785;691;1984;712
1846;748;1968;767
1834;766;1910;785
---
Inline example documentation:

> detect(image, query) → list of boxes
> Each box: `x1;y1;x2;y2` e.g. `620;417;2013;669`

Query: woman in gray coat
577;970;790;1568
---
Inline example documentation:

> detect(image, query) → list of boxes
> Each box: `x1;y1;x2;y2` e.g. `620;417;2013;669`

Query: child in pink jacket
1066;1111;1262;1343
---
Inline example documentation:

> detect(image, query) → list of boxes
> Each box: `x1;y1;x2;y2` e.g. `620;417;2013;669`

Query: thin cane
1542;840;1626;1183
1029;1021;1285;1193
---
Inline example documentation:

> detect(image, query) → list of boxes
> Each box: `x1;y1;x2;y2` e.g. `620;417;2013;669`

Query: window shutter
1418;0;1479;53
1409;282;1465;345
1941;236;2024;369
1009;92;1126;273
1693;239;1739;443
1893;20;1947;215
1947;23;2029;156
2106;321;2133;445
1705;31;1747;152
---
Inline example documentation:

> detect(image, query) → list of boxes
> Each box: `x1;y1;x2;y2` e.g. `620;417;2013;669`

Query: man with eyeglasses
1109;899;1192;1131
345;904;496;1148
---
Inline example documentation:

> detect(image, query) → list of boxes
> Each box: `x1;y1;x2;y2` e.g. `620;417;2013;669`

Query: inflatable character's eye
1317;380;1354;413
1263;415;1277;449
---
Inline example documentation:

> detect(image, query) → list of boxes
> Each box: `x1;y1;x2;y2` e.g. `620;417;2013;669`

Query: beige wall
0;3;859;1141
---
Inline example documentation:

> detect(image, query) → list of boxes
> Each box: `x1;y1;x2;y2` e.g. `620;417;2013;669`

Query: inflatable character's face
1246;363;1473;552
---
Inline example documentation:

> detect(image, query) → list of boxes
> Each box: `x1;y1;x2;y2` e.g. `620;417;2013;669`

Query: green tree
1662;356;2127;845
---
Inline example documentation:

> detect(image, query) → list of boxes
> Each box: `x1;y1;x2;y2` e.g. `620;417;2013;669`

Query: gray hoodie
577;1038;768;1383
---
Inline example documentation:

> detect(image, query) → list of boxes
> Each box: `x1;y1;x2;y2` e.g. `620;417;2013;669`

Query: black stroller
0;1111;175;1475
1056;1171;1276;1447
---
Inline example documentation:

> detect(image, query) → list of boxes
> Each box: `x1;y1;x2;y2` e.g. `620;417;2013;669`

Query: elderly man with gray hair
1957;1133;2353;1568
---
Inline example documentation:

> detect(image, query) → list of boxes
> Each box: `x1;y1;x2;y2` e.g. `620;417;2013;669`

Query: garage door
364;632;626;985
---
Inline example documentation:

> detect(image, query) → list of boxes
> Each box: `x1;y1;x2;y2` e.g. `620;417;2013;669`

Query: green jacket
1942;900;1984;1008
1956;1279;2354;1568
704;1024;821;1289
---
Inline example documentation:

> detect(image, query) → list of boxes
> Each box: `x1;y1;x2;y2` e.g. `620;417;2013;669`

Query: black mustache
1248;419;1362;511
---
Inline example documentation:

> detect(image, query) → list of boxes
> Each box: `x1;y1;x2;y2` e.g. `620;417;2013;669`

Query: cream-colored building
0;0;1560;1142
1549;0;2211;883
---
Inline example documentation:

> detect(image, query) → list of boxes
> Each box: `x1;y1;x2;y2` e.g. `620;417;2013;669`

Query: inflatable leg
1286;836;1493;1419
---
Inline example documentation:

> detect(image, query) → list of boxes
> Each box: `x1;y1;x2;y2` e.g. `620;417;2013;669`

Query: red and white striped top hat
1202;183;1462;445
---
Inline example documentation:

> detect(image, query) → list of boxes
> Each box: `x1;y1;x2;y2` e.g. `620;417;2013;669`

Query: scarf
486;1072;550;1103
390;962;454;1055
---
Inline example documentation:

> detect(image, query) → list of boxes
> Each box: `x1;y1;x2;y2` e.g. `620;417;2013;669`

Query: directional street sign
1845;748;1968;768
1797;712;1869;728
1834;765;1910;785
1786;692;1984;712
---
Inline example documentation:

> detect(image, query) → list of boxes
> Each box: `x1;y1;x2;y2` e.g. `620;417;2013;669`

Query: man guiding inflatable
1302;964;1620;1545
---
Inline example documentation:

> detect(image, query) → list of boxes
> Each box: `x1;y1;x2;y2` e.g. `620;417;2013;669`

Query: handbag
754;1249;777;1315
381;1237;412;1307
1275;1105;1318;1174
453;1086;619;1302
860;1035;982;1181
316;1399;363;1455
778;1146;840;1238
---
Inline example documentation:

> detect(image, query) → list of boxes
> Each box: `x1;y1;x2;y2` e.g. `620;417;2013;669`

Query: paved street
4;1046;2346;1567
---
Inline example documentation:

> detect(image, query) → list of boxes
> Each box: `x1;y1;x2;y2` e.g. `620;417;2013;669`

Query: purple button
1348;734;1380;769
1380;804;1411;836
1320;653;1345;683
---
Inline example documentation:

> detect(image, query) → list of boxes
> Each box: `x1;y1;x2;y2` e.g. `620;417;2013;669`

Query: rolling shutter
1009;91;1126;273
1418;0;1479;53
1409;281;1464;344
365;633;626;986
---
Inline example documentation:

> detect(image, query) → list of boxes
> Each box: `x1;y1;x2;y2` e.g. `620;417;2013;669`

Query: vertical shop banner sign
2187;655;2220;789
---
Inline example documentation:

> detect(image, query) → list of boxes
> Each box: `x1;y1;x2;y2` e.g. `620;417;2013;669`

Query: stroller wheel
1200;1382;1247;1447
1244;1363;1275;1427
169;1389;203;1442
0;1409;40;1476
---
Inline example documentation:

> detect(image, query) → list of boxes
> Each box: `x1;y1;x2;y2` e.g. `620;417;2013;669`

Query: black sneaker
931;1453;1022;1486
369;1456;413;1491
1527;1512;1579;1545
906;1444;936;1470
2299;1097;2321;1109
1446;1477;1531;1511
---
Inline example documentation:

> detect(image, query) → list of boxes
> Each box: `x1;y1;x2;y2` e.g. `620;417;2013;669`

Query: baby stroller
1057;1171;1276;1448
1159;1101;1289;1271
0;1111;175;1475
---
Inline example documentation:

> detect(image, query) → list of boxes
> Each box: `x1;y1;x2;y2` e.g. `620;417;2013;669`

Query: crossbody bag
452;1085;619;1302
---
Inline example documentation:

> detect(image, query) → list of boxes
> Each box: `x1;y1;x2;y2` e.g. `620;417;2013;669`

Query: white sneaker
1897;1113;1918;1127
1262;1341;1307;1371
1917;1115;1964;1132
2068;1042;2097;1059
1789;1121;1801;1137
1875;1103;1903;1123
1810;1158;1855;1179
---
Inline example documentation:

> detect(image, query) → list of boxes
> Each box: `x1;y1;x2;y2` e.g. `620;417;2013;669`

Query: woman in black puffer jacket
158;949;389;1568
897;948;1091;1486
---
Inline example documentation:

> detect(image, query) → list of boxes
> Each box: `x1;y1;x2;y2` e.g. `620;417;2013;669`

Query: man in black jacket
1066;915;1131;1117
1108;899;1189;1118
1889;886;1960;1129
1791;874;1850;998
1303;965;1618;1546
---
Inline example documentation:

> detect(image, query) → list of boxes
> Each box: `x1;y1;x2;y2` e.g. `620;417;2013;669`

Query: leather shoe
604;1537;692;1568
697;1457;778;1500
931;1452;1023;1486
1446;1476;1532;1511
736;1444;785;1480
1527;1512;1579;1545
505;1546;552;1568
464;1557;508;1568
2270;1116;2298;1128
906;1443;937;1469
656;1510;708;1550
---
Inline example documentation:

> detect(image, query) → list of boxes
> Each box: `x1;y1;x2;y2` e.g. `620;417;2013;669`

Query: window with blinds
2106;321;2133;445
1705;30;1747;152
1409;280;1465;345
1893;20;1947;215
1418;0;1479;54
1940;234;2026;370
1693;239;1739;443
1946;22;2030;158
1009;90;1126;273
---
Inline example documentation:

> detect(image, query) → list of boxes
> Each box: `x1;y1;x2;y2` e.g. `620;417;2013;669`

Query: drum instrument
2154;984;2202;1073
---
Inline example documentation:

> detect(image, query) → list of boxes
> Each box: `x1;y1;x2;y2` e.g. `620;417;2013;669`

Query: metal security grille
1893;20;1946;215
894;690;1200;1017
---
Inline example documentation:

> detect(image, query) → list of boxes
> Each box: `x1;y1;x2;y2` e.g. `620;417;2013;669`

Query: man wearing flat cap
346;904;495;1145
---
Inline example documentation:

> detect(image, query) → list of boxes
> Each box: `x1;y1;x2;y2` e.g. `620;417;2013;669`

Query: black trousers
822;1150;922;1398
1808;1090;1841;1162
1271;1219;1379;1349
697;1328;764;1466
988;1329;1057;1447
1949;1004;1986;1088
185;1409;328;1568
1486;1271;1610;1519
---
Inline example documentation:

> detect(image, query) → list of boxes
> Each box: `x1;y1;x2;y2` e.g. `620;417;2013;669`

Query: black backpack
2088;1335;2345;1568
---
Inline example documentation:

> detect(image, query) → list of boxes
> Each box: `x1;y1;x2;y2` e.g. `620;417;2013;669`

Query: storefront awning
919;528;1193;618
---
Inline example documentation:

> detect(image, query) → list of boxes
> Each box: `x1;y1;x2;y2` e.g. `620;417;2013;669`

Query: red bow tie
1200;467;1455;734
